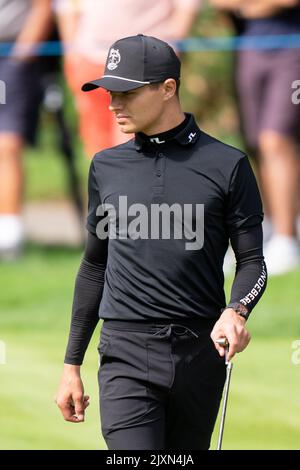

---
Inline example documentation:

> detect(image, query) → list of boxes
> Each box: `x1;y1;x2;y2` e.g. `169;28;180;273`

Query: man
56;34;267;450
54;0;202;156
0;0;53;259
211;0;300;275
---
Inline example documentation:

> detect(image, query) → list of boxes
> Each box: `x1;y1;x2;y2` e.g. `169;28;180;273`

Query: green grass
211;338;300;450
24;115;89;202
0;245;103;450
0;245;300;449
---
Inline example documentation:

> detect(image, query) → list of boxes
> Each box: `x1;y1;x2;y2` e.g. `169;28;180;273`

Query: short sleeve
226;156;263;236
86;160;101;235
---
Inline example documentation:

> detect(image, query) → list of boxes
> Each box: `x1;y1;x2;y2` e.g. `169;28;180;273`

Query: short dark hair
149;78;180;97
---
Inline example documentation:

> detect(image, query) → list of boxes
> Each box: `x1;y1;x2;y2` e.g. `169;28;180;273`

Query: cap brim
81;77;148;92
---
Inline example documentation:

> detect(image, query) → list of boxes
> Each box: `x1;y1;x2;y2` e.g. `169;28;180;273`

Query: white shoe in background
262;217;273;243
0;215;24;260
264;234;300;276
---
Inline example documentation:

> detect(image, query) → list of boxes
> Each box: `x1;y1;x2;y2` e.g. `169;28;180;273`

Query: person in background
0;0;53;260
211;0;300;275
54;0;202;158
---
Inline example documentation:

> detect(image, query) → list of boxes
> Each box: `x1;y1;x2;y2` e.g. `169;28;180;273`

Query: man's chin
118;124;136;134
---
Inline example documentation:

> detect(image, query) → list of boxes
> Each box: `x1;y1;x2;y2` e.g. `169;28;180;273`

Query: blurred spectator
54;0;202;157
211;0;300;275
0;0;53;260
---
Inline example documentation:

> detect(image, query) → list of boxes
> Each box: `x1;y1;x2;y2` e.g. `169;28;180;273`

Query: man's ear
162;79;177;101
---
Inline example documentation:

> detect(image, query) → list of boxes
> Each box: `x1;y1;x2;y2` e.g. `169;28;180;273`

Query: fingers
76;395;91;419
57;399;82;423
227;335;239;362
55;395;90;423
74;395;85;422
226;330;251;361
211;323;251;362
214;341;225;358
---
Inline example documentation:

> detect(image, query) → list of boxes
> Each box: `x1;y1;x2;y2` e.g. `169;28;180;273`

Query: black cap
82;34;181;93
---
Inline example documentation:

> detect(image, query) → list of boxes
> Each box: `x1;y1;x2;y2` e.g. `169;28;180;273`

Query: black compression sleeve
229;224;267;315
64;232;108;365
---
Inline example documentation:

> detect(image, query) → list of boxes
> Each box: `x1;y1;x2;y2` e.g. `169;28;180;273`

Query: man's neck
142;111;186;136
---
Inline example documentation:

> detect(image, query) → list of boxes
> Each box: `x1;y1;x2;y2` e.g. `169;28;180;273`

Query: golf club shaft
217;361;233;450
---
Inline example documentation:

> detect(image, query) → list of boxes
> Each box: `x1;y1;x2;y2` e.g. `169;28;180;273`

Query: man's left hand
210;308;251;362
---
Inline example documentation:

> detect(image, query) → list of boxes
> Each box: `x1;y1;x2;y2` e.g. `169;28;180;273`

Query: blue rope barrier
1;34;300;57
176;34;300;51
0;41;63;57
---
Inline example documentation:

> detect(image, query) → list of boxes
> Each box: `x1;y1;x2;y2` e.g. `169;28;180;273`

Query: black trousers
98;319;226;450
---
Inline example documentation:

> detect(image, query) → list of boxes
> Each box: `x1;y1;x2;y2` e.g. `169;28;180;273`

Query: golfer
56;34;267;450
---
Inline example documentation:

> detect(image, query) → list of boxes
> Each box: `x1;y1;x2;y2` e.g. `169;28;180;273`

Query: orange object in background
64;57;132;158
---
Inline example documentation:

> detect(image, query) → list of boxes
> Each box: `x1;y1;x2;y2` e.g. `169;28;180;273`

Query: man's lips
116;114;130;120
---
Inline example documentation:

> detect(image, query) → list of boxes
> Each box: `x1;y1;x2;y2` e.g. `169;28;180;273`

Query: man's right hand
55;364;90;423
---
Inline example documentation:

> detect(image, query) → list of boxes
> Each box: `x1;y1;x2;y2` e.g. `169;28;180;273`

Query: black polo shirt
86;113;263;321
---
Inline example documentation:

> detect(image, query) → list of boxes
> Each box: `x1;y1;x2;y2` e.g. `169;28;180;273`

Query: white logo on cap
107;48;121;71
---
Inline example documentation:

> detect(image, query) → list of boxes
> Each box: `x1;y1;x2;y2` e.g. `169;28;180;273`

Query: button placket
153;152;165;185
151;151;166;203
156;152;164;177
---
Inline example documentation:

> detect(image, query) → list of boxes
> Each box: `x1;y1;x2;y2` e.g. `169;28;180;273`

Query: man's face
108;84;166;135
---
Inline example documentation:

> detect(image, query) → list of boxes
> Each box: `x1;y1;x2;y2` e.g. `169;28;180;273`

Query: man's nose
109;95;123;111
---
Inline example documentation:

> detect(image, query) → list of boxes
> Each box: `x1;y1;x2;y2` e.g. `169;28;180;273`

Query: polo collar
134;113;201;151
